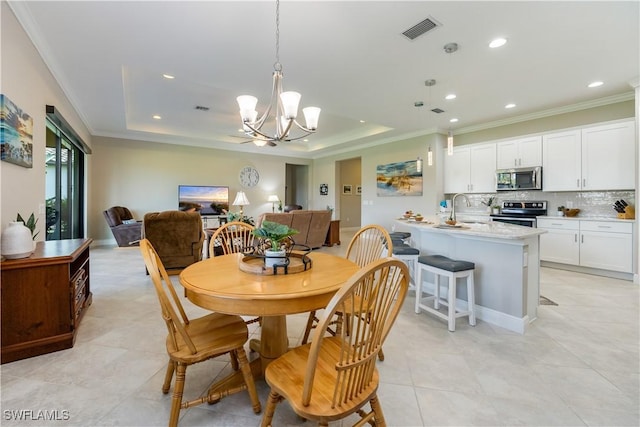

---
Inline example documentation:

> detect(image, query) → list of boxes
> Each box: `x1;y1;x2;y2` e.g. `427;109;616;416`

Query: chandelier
236;0;320;146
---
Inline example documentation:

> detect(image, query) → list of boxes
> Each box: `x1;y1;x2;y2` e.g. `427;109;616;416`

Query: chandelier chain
274;0;281;71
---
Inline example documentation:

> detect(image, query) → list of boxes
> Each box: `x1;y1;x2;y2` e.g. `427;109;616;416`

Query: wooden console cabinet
324;220;341;247
1;239;92;364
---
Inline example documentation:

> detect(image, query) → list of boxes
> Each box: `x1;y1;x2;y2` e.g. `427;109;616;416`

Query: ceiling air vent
402;16;441;41
195;105;210;111
431;108;445;114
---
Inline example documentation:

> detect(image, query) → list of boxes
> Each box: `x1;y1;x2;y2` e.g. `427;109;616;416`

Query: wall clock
239;165;260;188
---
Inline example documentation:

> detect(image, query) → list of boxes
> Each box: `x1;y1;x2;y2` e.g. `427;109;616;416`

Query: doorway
337;157;361;228
285;163;309;208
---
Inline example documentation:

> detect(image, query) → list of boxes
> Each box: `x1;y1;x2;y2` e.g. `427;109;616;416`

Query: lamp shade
267;195;280;203
233;191;250;206
303;107;321;130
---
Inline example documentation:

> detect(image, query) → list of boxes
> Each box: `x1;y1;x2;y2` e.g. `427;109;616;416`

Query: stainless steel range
490;200;547;227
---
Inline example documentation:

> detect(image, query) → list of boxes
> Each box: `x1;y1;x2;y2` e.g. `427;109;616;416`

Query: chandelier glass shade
236;0;320;146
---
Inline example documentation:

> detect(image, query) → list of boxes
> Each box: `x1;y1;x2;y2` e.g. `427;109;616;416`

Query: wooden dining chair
301;224;393;361
139;239;261;427
261;258;409;427
209;221;255;258
208;221;262;327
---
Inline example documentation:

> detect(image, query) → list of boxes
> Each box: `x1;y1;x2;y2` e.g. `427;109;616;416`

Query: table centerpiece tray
239;250;312;275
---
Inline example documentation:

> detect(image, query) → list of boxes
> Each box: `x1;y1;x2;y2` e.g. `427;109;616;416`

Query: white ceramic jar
1;221;35;259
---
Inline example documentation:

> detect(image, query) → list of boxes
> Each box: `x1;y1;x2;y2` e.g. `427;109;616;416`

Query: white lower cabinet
538;218;633;273
538;219;580;265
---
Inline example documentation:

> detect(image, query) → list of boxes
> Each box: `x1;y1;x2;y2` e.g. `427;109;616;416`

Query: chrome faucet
450;193;471;222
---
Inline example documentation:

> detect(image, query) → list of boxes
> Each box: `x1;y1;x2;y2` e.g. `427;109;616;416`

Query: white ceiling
9;1;639;159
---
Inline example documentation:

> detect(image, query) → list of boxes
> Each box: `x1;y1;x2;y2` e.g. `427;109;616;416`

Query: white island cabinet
397;219;545;334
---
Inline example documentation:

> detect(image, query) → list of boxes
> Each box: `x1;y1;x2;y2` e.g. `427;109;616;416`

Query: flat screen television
178;185;229;216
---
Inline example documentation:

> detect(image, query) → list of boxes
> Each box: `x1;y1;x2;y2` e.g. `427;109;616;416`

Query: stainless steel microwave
496;167;542;191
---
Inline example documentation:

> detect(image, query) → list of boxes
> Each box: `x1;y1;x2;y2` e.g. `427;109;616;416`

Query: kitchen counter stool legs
415;255;476;332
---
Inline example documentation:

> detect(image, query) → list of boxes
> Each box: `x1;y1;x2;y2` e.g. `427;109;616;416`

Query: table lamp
232;191;250;216
268;195;280;213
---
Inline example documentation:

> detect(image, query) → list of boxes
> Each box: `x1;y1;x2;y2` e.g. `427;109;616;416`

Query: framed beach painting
342;184;353;195
376;159;423;196
0;95;33;168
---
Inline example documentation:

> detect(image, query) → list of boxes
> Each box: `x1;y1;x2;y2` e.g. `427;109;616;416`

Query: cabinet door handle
551;223;563;226
583;178;586;187
581;235;584;243
577;179;580;188
597;225;611;229
575;233;577;242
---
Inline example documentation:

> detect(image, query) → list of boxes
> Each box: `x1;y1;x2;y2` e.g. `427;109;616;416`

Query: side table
324;219;341;246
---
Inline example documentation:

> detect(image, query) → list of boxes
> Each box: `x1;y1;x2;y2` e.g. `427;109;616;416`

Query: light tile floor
1;229;638;426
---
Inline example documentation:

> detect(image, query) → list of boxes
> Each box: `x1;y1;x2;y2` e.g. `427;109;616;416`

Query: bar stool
389;231;412;245
415;255;476;332
391;245;419;291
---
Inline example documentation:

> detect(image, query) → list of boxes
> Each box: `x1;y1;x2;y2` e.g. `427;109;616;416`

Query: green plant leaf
252;220;298;250
16;212;39;240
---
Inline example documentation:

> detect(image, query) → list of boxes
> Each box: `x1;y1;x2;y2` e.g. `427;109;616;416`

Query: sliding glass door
45;119;84;240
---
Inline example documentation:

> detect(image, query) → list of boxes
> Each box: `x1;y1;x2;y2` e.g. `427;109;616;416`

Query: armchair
142;210;205;272
103;206;142;247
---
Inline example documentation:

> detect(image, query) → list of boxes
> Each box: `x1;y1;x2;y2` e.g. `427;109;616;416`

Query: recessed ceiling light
162;74;175;79
588;81;604;88
360;120;366;123
505;103;516;109
303;139;309;142
489;38;507;48
445;94;457;100
449;118;459;123
153;115;162;120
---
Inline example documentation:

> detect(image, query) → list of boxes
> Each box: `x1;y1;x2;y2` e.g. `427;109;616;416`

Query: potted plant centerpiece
252;220;298;267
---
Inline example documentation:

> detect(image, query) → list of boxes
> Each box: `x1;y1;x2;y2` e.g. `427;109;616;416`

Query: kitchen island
396;218;546;333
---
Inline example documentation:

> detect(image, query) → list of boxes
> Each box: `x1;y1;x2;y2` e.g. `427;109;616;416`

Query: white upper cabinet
542;130;582;191
496;136;542;169
581;121;635;191
543;120;635;192
444;143;496;193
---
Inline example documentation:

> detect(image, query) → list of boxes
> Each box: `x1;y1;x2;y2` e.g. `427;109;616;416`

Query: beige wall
90;137;310;244
0;3;92;239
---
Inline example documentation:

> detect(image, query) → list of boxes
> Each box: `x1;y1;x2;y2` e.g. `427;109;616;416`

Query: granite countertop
537;215;635;223
395;217;545;240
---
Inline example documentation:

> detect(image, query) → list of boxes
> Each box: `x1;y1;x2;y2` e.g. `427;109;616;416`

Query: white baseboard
474;304;528;334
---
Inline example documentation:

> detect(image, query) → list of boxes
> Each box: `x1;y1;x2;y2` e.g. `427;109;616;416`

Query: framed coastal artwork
0;95;33;168
342;184;353;195
376;159;423;197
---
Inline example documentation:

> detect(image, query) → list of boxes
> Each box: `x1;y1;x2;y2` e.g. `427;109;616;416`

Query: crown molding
454;92;635;136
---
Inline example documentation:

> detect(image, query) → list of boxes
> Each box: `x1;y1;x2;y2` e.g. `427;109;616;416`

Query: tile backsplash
446;190;636;218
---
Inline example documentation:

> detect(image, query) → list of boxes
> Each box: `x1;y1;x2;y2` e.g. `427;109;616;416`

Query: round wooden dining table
179;251;358;380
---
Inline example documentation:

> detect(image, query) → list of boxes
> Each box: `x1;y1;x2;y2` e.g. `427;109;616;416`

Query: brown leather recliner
142;210;204;272
103;206;142;247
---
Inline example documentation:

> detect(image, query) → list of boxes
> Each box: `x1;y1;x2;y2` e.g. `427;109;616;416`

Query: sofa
103;206;142;247
142;210;205;271
256;210;332;249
